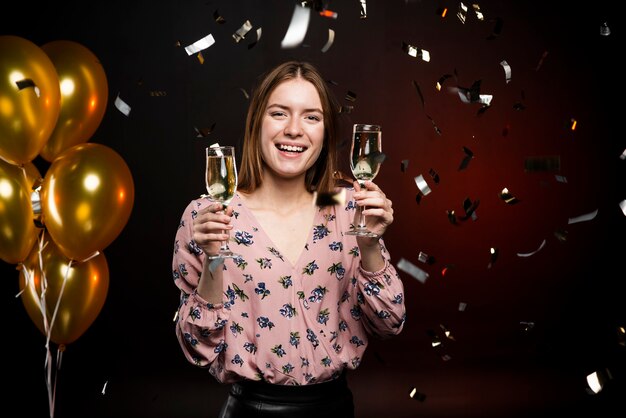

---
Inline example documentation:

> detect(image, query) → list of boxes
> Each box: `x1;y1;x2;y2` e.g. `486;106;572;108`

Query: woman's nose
284;117;303;137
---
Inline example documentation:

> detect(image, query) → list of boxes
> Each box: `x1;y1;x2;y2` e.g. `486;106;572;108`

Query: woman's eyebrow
267;103;323;113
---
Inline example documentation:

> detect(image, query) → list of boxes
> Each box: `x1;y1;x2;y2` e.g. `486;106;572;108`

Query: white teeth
277;144;304;152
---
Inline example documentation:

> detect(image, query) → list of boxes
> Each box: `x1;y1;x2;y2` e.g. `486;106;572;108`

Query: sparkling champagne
206;154;237;205
350;129;382;183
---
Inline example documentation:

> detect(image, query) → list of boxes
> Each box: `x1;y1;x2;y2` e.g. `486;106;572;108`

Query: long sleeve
353;241;406;338
172;198;231;368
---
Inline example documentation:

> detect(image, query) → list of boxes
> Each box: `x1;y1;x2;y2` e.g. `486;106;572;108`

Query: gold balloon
39;40;108;162
0;159;42;264
0;35;61;165
18;234;109;345
40;143;134;261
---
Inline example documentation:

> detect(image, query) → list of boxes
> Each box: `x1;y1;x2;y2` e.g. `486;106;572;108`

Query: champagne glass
205;145;239;259
345;124;382;238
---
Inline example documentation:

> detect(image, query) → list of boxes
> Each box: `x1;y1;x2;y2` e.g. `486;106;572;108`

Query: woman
172;61;406;417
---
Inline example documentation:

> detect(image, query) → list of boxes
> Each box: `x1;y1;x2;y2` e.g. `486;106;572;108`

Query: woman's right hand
192;202;234;257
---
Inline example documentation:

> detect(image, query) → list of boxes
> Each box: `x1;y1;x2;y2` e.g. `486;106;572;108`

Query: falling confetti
15;78;39;97
248;28;263;49
281;3;311;48
568;209;598;224
314;188;346;207
184;34;215;55
358;0;367;19
409;387;426;401
458;146;474;170
194;123;216;138
458;302;467;311
321;29;335;53
233;20;253;43
456;2;468;23
402;41;431;62
554;174;567;183
101;381;108;395
499;187;519;204
620;200;626;216
600;22;611;36
517;239;546;257
114;93;131;116
418;251;435;264
500;60;512;83
446;210;457;225
397;258;429;283
213;10;226;24
428;168;440;184
487;247;498;269
401;160;409;172
414;174;431;196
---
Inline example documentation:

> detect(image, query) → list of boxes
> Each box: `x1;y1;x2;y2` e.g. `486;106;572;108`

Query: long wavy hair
237;61;340;195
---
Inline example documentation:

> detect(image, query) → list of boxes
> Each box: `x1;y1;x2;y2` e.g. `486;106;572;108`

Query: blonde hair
238;61;340;194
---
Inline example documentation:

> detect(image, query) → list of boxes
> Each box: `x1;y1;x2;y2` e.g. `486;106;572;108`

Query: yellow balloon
40;143;134;261
18;234;109;345
0;35;61;164
0;159;42;264
39;40;108;162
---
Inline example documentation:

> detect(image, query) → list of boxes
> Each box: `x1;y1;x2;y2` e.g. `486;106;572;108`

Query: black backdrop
2;1;624;417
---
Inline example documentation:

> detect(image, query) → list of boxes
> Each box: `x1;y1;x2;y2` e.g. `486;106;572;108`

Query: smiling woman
171;61;406;418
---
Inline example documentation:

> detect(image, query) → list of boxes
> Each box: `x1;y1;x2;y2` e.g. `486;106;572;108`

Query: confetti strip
458;146;474;170
102;381;108;395
568;209;598;224
319;9;338;19
499;187;519;204
397;258;429;283
620;200;626;216
517;239;546;257
358;0;367;19
400;160;409;172
16;78;40;97
620;149;626;160
428;168;440;184
194;122;216;138
456;2;468;23
500;60;512;83
233;20;253;43
402;41;431;62
472;4;484;20
248;28;263;49
554;174;567;183
600;22;611;36
114;93;131;116
409;387;426;401
184;34;215;55
281;4;311;48
321;29;335;53
414;174;431;195
458;302;467;311
487;247;498;269
213;9;226;24
314;188;346;207
418;251;435;264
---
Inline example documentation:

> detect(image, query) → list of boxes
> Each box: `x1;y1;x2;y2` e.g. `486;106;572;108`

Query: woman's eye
271;112;286;117
306;115;321;121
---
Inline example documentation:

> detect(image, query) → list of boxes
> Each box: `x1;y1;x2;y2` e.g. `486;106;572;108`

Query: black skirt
217;372;354;418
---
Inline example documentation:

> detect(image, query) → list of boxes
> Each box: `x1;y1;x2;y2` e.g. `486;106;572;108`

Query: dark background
2;1;624;417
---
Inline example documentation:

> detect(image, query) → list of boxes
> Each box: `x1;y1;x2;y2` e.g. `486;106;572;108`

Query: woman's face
260;77;325;181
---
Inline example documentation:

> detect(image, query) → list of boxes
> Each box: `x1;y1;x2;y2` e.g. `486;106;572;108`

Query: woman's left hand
353;180;394;242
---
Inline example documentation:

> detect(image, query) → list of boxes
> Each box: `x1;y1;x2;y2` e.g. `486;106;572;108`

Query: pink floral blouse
172;188;406;385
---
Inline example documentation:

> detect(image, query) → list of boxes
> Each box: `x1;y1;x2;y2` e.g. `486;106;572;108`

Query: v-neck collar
233;192;320;269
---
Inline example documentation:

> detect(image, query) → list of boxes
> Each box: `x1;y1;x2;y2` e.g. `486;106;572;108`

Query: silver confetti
397;258;429;283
